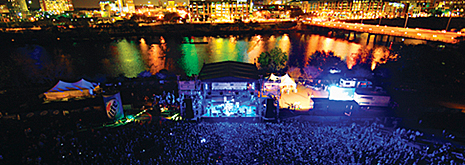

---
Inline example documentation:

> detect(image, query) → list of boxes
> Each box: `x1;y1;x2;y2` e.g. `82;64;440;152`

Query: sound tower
265;98;276;118
184;99;194;119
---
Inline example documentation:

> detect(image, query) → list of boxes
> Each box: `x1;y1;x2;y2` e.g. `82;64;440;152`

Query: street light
403;13;409;28
445;15;452;31
378;15;383;25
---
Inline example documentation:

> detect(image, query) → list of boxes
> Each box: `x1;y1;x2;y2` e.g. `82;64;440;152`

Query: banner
212;82;247;90
103;92;124;120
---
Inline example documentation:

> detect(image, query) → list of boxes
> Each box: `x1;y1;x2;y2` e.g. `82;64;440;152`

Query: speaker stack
264;99;276;119
184;99;194;119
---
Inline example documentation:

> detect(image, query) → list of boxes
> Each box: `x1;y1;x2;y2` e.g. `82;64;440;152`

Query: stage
200;116;262;122
202;95;259;118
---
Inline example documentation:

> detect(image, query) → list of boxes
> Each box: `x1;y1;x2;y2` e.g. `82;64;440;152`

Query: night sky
73;0;103;8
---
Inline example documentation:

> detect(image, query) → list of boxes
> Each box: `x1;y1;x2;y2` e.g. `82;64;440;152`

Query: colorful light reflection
115;39;146;78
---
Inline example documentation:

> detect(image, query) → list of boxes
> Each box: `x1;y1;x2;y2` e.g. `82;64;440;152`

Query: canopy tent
279;74;297;94
267;73;280;82
263;74;297;94
44;79;99;100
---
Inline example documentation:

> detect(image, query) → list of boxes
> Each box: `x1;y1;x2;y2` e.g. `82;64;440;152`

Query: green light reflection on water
116;39;146;78
180;43;201;76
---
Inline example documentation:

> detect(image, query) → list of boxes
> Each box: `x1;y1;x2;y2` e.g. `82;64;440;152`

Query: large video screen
328;86;355;101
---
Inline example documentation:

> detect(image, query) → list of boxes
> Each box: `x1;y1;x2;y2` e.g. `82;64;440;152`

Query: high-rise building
435;0;464;15
100;1;118;17
126;0;135;13
167;0;175;12
189;0;252;22
301;0;390;19
0;4;9;14
39;0;74;14
116;0;135;14
7;0;29;17
398;0;437;16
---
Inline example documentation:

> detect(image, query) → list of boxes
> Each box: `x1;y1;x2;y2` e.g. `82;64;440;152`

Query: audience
2;115;464;165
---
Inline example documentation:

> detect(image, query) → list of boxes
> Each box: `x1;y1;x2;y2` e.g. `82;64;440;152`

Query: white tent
267;73;280;82
279;74;297;94
44;79;99;100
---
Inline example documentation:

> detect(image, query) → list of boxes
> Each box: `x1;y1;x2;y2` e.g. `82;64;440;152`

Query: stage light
127;115;135;120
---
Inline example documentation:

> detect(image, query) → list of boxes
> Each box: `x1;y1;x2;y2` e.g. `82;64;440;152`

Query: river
9;32;393;81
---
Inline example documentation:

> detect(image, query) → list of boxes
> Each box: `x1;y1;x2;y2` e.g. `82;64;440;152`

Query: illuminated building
100;1;118;17
253;4;301;19
189;0;252;22
6;0;29;18
39;0;73;14
1;4;10;22
126;0;136;13
434;0;465;16
1;4;9;15
99;0;135;16
396;0;464;16
396;0;436;17
167;0;176;11
116;0;135;14
0;4;8;13
301;0;393;19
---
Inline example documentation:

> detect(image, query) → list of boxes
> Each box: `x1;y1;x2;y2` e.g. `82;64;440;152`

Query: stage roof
199;61;259;82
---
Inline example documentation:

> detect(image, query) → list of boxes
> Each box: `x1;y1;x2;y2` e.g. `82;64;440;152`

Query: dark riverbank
0;21;298;44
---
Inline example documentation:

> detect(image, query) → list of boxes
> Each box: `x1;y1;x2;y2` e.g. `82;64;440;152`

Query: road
303;20;465;43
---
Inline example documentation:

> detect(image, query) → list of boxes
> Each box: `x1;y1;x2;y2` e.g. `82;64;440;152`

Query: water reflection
140;38;166;75
303;34;391;70
277;34;291;55
246;35;264;64
180;41;201;76
112;39;146;78
109;33;392;77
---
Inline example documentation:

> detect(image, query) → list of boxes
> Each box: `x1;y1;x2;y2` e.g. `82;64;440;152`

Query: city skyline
0;0;186;9
74;0;188;8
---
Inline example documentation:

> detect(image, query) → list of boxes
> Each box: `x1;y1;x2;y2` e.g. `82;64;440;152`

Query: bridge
302;21;465;44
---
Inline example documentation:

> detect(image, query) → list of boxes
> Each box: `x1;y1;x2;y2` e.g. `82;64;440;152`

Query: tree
287;67;302;81
290;9;304;18
163;12;181;23
353;48;374;68
302;65;320;80
349;65;373;79
307;50;347;73
306;50;348;84
257;47;288;73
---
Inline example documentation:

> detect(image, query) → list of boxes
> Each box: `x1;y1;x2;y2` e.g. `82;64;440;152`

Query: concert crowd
2;114;464;165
